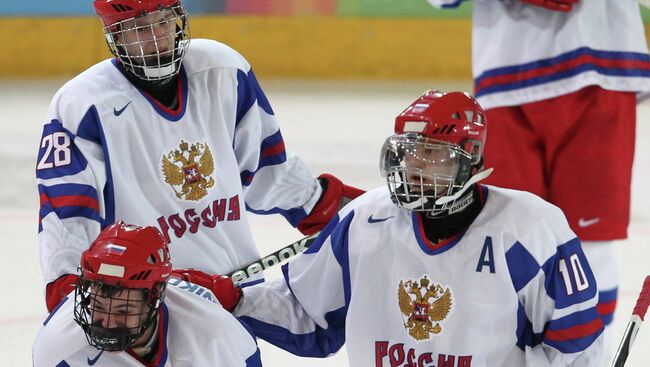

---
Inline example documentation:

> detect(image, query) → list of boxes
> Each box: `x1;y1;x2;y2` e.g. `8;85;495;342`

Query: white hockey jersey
36;39;322;286
33;278;262;366
428;0;650;109
236;186;603;366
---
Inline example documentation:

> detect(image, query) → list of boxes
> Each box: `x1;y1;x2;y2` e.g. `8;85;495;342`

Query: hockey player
36;0;363;312
229;91;604;366
32;221;262;366
426;1;650;350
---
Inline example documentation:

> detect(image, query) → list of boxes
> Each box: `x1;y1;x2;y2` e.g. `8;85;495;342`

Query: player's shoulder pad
46;59;122;130
183;38;252;75
33;298;86;365
336;186;395;220
481;185;576;256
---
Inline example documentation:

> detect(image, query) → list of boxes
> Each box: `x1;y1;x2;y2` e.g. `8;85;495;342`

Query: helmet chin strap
434;168;494;206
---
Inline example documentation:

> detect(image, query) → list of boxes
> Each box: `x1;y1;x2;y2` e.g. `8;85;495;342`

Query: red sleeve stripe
545;317;604;342
40;193;100;212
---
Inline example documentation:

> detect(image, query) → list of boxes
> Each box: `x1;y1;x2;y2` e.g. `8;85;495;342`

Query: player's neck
130;315;160;361
117;62;179;110
419;185;484;244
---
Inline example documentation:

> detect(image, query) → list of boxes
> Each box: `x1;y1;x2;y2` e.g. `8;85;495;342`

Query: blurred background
1;1;650;366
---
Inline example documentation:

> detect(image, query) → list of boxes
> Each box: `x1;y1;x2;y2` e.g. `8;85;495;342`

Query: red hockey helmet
381;91;490;215
94;0;180;27
394;90;486;165
74;221;172;351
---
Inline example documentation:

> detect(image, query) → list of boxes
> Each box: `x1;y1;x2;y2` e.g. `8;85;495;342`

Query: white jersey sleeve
501;196;603;365
231;66;321;225
235;212;353;357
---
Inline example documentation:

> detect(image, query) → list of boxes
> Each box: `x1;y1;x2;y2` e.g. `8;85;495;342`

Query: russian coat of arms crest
161;140;215;201
398;275;453;341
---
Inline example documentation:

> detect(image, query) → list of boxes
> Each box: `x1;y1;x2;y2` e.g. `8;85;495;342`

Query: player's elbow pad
297;173;364;235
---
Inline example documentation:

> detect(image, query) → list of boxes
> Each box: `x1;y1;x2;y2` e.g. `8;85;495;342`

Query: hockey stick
611;275;650;367
227;232;320;285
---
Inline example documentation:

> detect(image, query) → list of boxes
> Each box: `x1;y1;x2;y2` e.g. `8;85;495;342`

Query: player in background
36;0;363;312
425;1;650;361
224;91;603;366
32;221;262;366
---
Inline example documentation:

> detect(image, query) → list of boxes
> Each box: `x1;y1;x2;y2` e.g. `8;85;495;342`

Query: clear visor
104;5;190;81
380;134;470;211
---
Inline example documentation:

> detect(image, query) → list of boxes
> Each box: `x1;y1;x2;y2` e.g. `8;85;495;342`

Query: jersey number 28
37;132;71;170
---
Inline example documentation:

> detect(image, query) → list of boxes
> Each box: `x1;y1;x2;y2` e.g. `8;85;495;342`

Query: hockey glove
45;274;79;312
520;0;578;12
171;269;241;312
296;173;365;235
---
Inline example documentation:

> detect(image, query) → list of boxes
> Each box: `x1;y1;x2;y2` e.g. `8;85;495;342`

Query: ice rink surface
0;79;648;366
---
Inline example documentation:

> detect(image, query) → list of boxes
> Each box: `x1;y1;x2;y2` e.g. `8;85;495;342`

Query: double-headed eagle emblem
161;140;215;201
398;276;452;341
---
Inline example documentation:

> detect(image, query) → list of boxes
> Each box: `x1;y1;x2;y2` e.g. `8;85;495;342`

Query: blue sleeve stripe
235;68;275;127
43;296;68;326
505;241;541;292
246;69;274;116
515;301;544;351
475;48;650;97
245;347;262;367
56;361;71;367
240;130;288;187
52;104;115;230
542;238;597;308
441;0;464;8
245;203;307;227
236;69;256;126
544;307;603;353
328;212;354;307
238;310;345;358
38;183;98;199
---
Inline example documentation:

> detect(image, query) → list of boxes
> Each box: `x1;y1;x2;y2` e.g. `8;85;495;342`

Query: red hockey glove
171;269;241;312
520;0;578;12
45;274;79;312
296;173;365;236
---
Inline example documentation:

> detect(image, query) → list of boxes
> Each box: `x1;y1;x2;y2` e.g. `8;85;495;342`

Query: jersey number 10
37;132;71;170
558;253;589;295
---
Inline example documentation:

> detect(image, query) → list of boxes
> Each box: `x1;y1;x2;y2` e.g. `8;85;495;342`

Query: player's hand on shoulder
519;0;578;12
172;268;241;312
297;173;365;235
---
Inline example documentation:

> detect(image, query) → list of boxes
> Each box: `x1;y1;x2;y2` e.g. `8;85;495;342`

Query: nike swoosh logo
368;215;394;224
113;101;132;116
87;350;103;365
578;217;600;228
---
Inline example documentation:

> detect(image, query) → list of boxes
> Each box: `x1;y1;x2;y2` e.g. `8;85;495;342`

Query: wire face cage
104;4;190;82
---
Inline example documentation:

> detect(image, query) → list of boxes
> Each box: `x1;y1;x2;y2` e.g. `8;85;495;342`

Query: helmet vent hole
451;112;461;119
147;254;156;264
111;4;133;13
129;270;152;280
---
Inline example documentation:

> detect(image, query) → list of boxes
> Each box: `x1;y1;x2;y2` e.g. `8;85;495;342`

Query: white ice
0;79;648;366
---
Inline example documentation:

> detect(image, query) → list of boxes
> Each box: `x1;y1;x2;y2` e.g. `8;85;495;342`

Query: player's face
90;287;148;331
115;9;177;65
403;143;459;196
